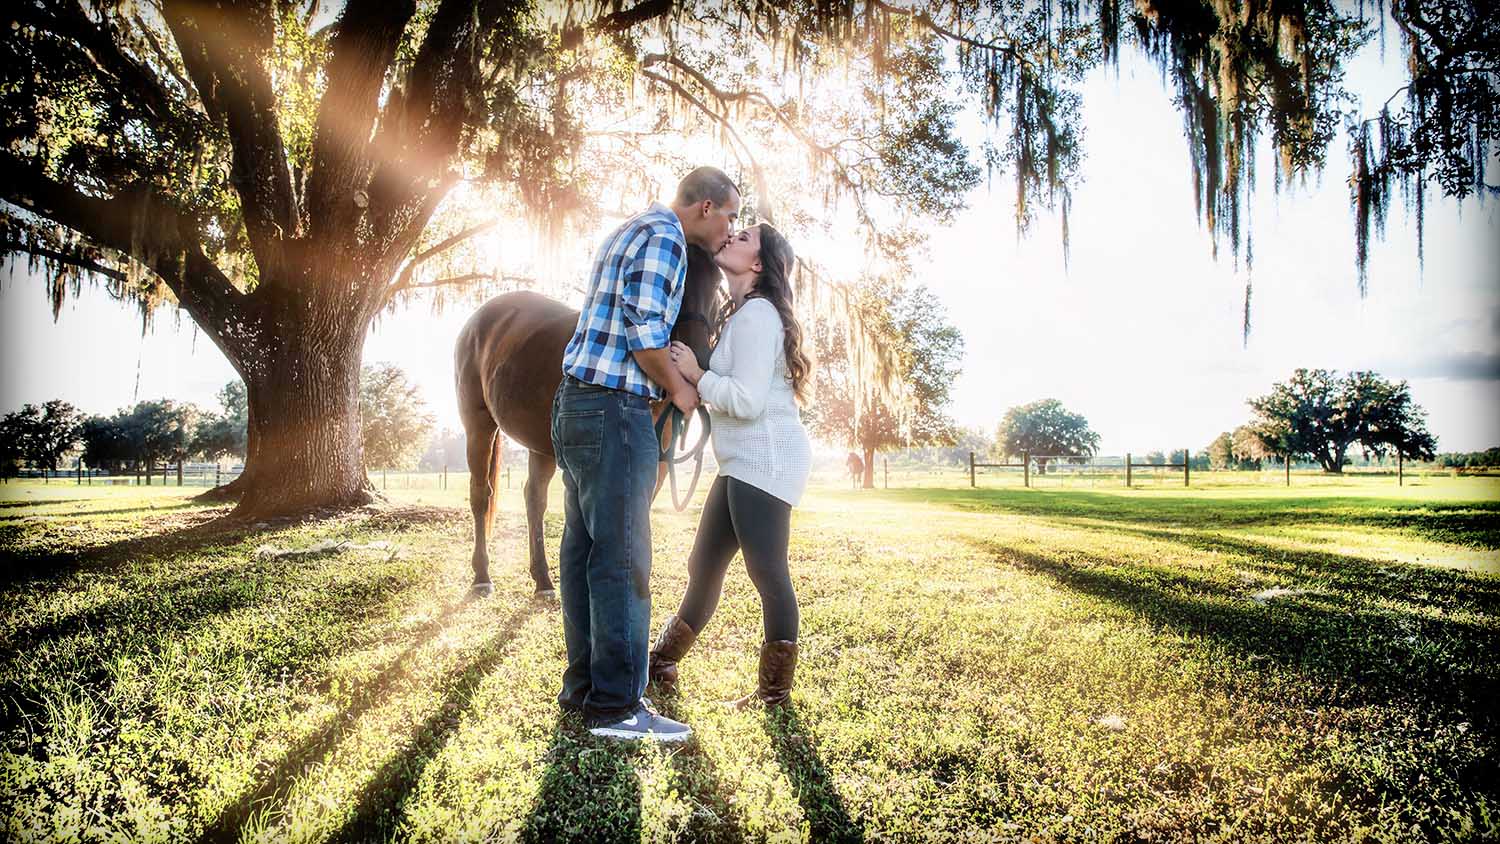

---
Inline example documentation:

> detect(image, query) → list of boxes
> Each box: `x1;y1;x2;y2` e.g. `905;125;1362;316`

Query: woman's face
713;225;762;288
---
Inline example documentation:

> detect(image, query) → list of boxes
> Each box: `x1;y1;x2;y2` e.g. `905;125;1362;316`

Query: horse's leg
465;417;499;595
525;450;557;598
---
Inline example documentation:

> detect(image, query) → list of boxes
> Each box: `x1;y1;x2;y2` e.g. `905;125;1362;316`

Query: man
551;167;740;742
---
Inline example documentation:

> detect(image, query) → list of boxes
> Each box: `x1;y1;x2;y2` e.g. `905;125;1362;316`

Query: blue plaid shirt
563;203;687;398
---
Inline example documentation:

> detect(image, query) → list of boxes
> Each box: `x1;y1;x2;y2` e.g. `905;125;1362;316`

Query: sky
2;35;1497;456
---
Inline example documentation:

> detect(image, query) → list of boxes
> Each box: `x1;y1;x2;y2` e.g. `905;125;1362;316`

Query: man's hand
633;345;696;411
670;385;699;415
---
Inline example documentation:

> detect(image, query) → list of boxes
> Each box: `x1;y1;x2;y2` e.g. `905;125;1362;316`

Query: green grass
1;476;1497;842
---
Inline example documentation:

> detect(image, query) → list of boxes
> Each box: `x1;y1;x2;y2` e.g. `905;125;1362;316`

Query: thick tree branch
2;151;247;354
866;1;1026;64
0;240;127;282
559;0;674;51
304;1;417;246
16;3;185;130
641;55;870;225
162;0;296;278
363;0;524;291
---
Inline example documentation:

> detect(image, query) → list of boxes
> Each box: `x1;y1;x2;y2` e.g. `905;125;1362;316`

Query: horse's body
846;452;864;489
455;245;722;595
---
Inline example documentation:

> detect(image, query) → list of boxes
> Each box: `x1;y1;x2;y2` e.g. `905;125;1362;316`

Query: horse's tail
485;429;502;521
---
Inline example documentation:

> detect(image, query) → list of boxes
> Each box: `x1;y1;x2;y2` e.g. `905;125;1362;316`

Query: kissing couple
550;166;814;742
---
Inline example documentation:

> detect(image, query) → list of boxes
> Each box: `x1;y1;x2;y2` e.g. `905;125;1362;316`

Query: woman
650;222;813;707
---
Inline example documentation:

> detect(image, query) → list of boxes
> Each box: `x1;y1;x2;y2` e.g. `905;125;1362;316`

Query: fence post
883;458;888;489
1398;452;1403;487
1285;455;1291;487
177;460;183;486
1125;453;1132;488
969;452;975;488
1023;452;1030;488
443;463;448;490
1184;447;1190;487
77;463;82;485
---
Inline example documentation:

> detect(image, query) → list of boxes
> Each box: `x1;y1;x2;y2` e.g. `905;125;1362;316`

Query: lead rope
656;406;712;511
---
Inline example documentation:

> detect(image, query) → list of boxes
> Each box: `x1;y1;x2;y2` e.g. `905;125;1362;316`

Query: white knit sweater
697;297;812;506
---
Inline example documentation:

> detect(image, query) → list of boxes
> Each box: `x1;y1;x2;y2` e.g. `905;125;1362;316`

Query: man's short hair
675;167;738;208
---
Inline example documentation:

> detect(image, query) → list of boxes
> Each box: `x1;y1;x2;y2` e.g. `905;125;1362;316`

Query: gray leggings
675;475;799;642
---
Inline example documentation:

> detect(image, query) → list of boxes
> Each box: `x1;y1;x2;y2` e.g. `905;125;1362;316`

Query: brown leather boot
731;640;798;708
648;615;697;689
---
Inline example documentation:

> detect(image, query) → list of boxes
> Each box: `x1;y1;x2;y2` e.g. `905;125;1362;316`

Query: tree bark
862;446;876;489
222;298;376;519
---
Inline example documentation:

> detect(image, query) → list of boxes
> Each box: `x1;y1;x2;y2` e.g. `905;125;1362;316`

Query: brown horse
454;245;723;596
846;452;864;489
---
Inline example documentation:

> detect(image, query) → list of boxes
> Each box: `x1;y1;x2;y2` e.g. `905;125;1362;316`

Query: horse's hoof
533;588;558;602
469;581;495;599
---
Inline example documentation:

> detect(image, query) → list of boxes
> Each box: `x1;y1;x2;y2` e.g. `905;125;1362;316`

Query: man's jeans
550;376;659;723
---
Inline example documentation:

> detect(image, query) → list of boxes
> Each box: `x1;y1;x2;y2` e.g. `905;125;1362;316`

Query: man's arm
634;347;698;414
621;228;695;411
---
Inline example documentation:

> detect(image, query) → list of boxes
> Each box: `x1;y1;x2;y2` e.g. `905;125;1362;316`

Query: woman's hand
669;340;704;384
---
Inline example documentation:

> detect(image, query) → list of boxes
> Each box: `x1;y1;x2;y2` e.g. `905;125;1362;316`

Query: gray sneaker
588;700;692;743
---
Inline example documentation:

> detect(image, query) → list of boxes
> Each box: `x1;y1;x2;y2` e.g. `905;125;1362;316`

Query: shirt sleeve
622;228;685;352
699;299;781;419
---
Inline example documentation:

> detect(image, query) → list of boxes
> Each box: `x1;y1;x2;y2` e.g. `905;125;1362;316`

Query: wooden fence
968;451;1414;488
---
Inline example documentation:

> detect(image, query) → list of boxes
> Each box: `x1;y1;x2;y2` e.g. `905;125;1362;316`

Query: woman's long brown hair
728;223;812;403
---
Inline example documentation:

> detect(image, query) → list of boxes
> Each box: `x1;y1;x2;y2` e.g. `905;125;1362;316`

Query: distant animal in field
846;452;864;489
453;245;724;597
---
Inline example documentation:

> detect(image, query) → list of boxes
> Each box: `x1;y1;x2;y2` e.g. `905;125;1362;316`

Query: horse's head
671;244;726;372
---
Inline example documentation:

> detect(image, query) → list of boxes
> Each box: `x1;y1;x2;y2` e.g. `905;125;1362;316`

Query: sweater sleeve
698;299;781;420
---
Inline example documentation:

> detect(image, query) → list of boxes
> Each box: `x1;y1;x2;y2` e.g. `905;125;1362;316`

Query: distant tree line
1;364;434;479
1434;449;1500;470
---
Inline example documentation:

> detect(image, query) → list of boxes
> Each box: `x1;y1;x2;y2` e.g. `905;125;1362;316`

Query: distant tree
418;428;467;472
80;414;135;474
995;399;1100;475
0;421;20;479
359;363;435;472
808;282;964;488
1206;432;1234;470
1231;424;1275;468
0;400;85;472
1144;450;1167;466
1247;369;1436;473
126;400;201;476
190;380;248;462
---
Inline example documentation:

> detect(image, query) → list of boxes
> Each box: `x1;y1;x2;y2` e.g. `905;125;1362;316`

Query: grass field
1;475;1497;842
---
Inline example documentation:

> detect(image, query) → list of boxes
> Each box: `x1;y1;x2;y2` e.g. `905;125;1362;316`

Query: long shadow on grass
0;502;206;522
652;693;749;843
324;599;547;843
1;561;426;764
962;537;1500;722
765;704;864;843
1049;518;1500;616
878;488;1500;549
520;715;643;844
196;594;492;842
0;506;238;588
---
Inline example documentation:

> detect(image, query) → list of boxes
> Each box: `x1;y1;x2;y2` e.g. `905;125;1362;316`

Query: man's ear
698;199;714;218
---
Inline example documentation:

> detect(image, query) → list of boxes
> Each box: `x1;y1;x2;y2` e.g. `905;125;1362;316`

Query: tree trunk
862;446;876;489
222;306;376;520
